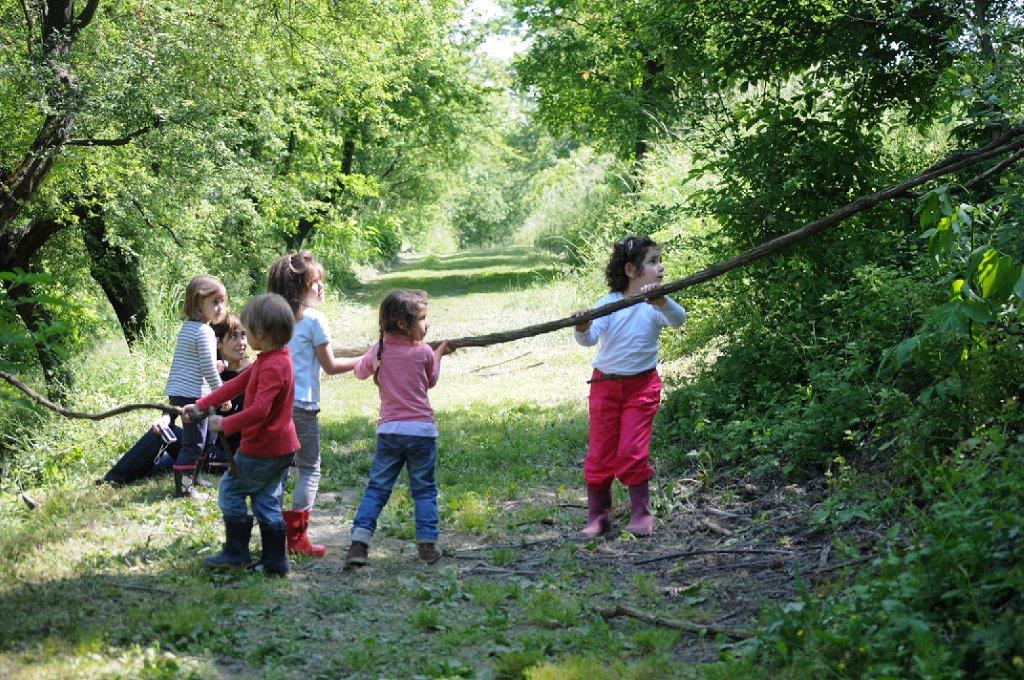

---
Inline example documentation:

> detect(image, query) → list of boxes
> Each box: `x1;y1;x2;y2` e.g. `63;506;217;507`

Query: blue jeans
351;434;439;544
218;453;294;528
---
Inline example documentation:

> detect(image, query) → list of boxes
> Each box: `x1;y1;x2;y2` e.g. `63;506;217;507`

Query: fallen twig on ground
596;604;749;640
463;562;537;577
468;352;532;374
453;536;581;554
703;507;741;520
699;517;732;536
635;547;798;566
678;558;795;577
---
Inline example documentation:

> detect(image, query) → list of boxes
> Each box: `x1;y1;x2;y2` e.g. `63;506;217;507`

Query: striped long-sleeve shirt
164;320;223;398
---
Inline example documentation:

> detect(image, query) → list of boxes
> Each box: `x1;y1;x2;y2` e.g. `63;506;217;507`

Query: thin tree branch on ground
635;547;798;566
596;603;749;640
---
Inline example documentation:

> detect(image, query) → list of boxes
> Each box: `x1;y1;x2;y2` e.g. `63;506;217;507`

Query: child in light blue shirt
267;252;359;556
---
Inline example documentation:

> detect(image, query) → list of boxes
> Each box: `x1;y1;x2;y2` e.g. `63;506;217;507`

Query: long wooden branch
0;370;181;419
330;129;1024;358
438;129;1024;351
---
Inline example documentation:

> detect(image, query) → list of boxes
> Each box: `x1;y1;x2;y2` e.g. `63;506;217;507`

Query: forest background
2;0;1024;677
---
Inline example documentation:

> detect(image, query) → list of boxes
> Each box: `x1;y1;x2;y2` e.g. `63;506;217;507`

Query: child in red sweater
185;293;300;577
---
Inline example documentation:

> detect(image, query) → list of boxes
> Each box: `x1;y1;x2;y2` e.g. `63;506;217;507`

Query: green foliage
444;96;562;248
757;441;1024;678
512;0;961;160
0;0;498;381
0;270;69;372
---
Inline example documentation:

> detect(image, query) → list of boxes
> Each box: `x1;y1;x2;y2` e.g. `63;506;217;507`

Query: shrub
757;441;1024;678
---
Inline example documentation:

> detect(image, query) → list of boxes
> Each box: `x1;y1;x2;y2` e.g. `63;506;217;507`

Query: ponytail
373;332;384;386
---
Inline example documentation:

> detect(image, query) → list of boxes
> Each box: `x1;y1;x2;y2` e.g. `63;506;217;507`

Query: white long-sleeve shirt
164;320;222;398
574;292;686;375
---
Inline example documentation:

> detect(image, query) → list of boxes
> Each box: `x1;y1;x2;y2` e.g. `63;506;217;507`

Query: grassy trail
0;246;804;679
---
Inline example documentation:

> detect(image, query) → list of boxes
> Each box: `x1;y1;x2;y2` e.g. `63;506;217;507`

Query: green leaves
974;248;1018;302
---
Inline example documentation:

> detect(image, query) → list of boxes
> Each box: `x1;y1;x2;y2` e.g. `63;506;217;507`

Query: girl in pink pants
572;235;686;537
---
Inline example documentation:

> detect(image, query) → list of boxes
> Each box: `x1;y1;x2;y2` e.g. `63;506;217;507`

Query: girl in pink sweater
345;289;452;567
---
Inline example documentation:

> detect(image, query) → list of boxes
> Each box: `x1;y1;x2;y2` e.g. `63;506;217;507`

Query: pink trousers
584;369;661;488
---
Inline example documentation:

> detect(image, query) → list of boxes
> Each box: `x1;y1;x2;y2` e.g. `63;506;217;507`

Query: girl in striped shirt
164;275;228;499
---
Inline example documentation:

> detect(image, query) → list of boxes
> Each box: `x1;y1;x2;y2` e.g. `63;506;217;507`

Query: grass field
0;247;803;679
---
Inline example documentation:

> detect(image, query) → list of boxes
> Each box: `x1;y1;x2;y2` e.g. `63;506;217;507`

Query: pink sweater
354;334;441;424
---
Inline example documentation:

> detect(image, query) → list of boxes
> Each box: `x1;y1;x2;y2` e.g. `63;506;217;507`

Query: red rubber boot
283;509;327;557
580;484;613;538
626;480;654;536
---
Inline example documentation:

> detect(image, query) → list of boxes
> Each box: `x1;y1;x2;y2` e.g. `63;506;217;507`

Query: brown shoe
345;541;368;568
417;542;441;565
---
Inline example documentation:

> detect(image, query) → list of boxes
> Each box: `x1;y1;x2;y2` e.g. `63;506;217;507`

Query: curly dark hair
604;235;659;292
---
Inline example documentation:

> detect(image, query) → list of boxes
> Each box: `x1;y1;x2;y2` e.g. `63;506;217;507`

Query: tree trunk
285;216;318;251
0;0;91;234
1;277;71;402
285;132;357;249
78;201;148;345
633;58;663;164
0;216;70;398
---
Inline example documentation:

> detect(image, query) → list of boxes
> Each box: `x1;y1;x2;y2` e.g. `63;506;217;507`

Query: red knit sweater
197;346;299;458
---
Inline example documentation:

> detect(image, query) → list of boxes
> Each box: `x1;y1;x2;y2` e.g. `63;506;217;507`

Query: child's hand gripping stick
183;405;238;483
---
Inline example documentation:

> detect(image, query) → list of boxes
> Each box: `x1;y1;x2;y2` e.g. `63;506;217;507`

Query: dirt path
281;247;829;675
0;246;830;679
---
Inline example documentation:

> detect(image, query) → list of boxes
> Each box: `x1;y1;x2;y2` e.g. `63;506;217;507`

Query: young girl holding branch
572;235;686;537
345;289;452;567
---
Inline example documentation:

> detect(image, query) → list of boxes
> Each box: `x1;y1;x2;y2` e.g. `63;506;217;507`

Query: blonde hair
182;275;227;322
374;289;428;385
266;251;325;316
240;293;294;350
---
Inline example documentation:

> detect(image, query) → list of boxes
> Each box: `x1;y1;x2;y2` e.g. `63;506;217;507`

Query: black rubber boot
255;522;290;577
203;516;253;570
